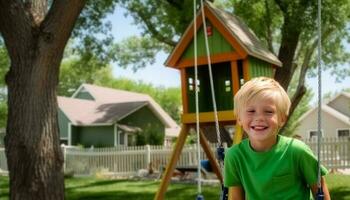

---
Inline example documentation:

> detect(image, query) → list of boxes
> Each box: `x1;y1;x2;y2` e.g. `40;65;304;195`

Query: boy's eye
265;110;274;114
247;110;255;113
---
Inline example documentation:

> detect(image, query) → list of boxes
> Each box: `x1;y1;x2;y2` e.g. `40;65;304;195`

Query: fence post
348;138;350;165
146;145;151;169
62;145;67;173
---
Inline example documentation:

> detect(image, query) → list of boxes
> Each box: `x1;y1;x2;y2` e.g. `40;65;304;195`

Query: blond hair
234;77;291;123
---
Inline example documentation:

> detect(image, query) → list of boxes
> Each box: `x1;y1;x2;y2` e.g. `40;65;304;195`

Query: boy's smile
238;96;283;151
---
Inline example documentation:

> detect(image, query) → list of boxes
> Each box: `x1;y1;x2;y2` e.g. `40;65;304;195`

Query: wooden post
146;144;151;168
199;128;223;183
154;124;189;200
228;124;244;199
233;124;243;145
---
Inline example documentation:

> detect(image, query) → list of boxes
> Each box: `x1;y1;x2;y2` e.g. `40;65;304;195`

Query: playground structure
155;2;282;200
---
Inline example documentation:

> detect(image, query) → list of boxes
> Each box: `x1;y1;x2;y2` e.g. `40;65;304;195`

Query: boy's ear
237;116;242;125
279;115;287;127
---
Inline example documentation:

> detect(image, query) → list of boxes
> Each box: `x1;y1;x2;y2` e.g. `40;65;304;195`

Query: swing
193;1;230;199
315;0;324;198
193;0;325;199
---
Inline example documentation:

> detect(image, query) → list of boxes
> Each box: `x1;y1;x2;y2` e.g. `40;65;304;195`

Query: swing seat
200;160;213;172
174;166;208;179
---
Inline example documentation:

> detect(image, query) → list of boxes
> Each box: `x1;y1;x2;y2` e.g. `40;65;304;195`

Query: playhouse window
240;79;245;86
188;78;193;91
188;77;200;92
225;80;231;92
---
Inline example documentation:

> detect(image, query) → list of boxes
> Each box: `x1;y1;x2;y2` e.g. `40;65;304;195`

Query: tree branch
264;0;274;53
23;0;48;25
166;0;184;10
136;10;177;47
289;46;314;117
0;1;33;57
287;27;333;123
39;0;85;56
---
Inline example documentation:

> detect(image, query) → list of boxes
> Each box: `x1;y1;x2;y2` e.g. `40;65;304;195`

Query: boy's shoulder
226;138;249;155
279;135;311;154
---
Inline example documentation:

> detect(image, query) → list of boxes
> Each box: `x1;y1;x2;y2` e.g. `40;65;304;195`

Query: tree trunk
0;1;85;199
274;18;301;91
5;55;64;199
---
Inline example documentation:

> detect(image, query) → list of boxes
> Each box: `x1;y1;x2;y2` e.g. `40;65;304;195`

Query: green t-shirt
224;135;328;200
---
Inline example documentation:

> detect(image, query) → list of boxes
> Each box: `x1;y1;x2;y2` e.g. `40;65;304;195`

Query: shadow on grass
66;178;159;191
66;190;155;200
330;186;350;200
0;176;9;199
166;183;221;200
66;179;119;189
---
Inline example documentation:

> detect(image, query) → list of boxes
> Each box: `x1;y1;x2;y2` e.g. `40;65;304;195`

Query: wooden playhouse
155;2;282;199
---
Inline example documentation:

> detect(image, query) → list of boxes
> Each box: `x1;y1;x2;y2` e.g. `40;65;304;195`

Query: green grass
1;174;350;199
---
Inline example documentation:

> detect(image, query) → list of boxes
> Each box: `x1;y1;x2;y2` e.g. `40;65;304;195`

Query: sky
109;6;350;104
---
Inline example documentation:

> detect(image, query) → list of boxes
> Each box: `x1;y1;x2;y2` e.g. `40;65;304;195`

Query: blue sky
109;6;350;103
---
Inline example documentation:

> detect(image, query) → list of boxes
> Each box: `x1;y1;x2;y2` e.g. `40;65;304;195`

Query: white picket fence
0;137;349;176
62;144;212;176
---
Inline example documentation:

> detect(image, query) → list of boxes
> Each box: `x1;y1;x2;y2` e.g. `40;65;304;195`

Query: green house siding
74;90;95;101
71;125;79;145
58;109;70;138
73;125;115;147
249;57;274;78
182;24;234;59
120;106;165;145
186;62;233;113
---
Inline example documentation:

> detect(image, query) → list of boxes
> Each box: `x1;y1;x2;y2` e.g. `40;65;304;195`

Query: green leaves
113;36;166;71
0;45;9;87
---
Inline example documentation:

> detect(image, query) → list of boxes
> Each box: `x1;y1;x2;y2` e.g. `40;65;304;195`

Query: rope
193;1;225;199
199;0;222;146
193;0;203;196
316;0;323;196
198;2;227;199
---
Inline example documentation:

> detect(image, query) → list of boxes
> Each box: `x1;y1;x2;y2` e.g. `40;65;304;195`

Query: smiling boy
224;77;330;199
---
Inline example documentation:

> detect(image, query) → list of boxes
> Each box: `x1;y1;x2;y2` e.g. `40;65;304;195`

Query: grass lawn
1;174;350;199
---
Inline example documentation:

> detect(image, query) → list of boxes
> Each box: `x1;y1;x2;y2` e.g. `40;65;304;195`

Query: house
58;84;180;147
295;92;350;139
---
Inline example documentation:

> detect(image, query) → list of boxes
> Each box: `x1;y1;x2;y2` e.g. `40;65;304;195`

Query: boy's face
237;96;284;150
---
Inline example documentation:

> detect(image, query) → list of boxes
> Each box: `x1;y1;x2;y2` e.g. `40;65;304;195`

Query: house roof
74;84;179;129
58;96;147;125
61;84;180;137
165;1;281;67
117;124;141;133
297;104;350;126
326;92;350;105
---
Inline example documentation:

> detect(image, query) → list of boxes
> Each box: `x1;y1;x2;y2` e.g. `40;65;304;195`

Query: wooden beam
180;69;189;114
166;12;203;67
231;61;239;95
182;110;235;124
233;124;243;145
154;125;189;200
243;59;250;81
228;125;244;199
177;52;242;68
199;127;223;183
